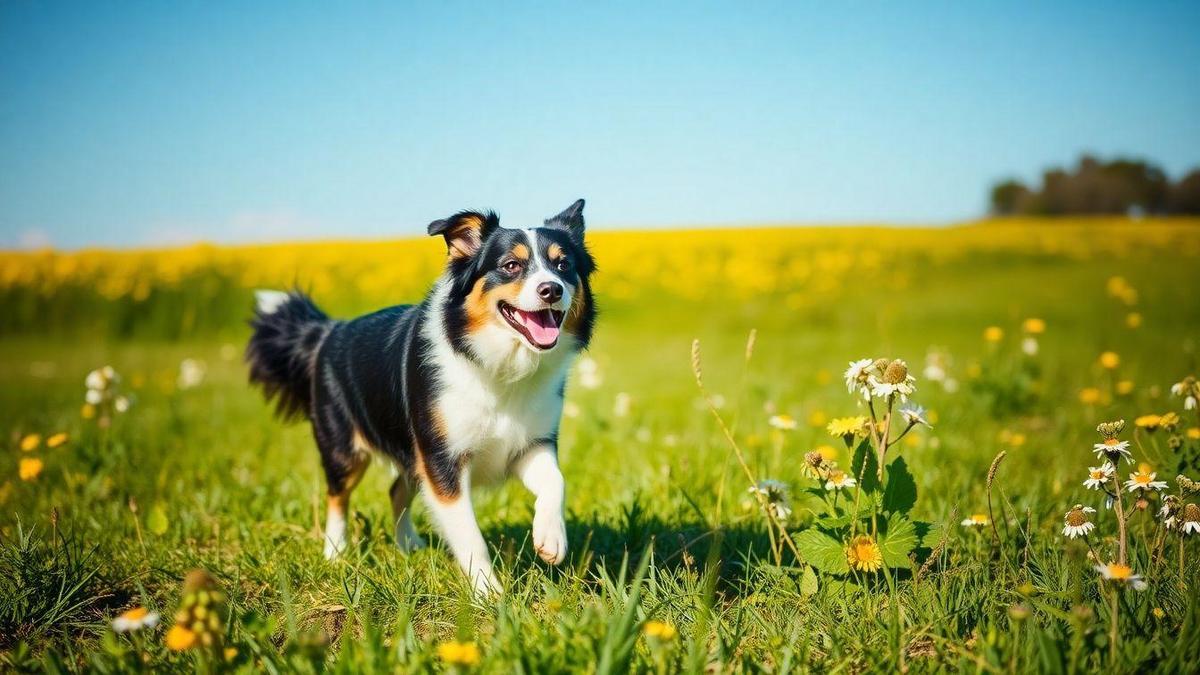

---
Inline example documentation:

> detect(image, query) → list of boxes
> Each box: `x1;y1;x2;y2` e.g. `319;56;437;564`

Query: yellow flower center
1134;473;1151;485
1106;564;1133;580
829;470;846;483
970;514;989;524
120;607;149;621
1090;470;1104;480
846;535;883;572
1103;438;1119;446
1065;510;1087;526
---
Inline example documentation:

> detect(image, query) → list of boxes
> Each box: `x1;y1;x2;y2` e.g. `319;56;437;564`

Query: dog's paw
533;509;568;565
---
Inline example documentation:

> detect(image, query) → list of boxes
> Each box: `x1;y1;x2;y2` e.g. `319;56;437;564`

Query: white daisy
1124;469;1168;492
1021;337;1039;356
824;469;857;491
898;403;931;428
870;374;917;402
1062;505;1096;539
844;358;875;400
961;514;990;528
768;414;797;431
748;480;792;522
112;607;159;633
1092;438;1133;463
1159;496;1179;529
1083;463;1115;490
1094;562;1147;591
1182;503;1200;536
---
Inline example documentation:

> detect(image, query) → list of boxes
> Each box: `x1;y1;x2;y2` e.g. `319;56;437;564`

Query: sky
2;1;1198;249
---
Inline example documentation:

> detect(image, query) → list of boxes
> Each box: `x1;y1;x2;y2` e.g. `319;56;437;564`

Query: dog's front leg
421;468;502;596
515;441;567;565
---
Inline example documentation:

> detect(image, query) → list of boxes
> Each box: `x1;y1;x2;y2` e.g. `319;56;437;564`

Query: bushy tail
245;290;332;421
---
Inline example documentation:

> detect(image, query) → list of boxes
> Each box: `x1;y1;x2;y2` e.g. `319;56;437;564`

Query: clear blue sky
2;1;1198;249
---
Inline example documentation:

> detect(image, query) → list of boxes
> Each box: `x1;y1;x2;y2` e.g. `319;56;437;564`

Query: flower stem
1110;473;1128;565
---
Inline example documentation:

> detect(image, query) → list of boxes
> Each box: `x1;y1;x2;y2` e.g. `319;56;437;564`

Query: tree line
990;155;1200;216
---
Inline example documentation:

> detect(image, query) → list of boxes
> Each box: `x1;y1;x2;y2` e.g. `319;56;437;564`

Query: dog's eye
501;260;522;275
554;259;570;272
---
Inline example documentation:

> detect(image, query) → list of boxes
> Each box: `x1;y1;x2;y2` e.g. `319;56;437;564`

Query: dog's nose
537;281;563;303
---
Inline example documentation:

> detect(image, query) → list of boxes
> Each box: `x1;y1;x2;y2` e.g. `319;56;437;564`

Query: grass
3;219;1200;672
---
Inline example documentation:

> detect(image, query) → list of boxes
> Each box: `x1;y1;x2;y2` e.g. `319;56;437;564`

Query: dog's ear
543;199;585;240
427;210;499;259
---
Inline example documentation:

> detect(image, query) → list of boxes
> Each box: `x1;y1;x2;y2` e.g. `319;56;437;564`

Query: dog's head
429;199;596;367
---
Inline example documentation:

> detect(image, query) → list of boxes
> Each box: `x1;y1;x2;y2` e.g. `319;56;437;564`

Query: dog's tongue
516;308;560;347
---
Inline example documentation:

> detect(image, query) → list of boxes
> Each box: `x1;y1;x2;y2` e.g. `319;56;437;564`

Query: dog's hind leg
389;474;426;552
314;415;369;560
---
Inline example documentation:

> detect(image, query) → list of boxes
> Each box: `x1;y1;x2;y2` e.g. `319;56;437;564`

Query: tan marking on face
464;277;522;334
511;243;530;261
546;242;563;259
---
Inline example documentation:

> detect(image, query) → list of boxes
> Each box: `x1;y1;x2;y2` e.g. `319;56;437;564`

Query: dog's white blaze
255;289;290;314
516;229;573;311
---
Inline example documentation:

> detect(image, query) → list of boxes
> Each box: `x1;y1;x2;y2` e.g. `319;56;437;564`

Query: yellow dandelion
1022;317;1045;334
827;416;869;439
1134;414;1162;431
961;513;990;528
19;458;44;481
165;624;197;651
643;620;678;640
46;432;69;448
983;326;1004;343
437;640;481;666
1078;387;1102;405
845;535;883;573
1115;380;1135;396
20;434;41;452
1099;351;1120;370
1188;428;1200;440
81;403;96;419
1125;312;1142;329
815;444;838;462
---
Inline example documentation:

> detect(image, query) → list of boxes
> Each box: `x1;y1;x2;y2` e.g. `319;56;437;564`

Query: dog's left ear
428;210;499;259
543;199;586;240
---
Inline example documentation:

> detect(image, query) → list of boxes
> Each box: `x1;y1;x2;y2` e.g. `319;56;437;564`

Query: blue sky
2;1;1198;249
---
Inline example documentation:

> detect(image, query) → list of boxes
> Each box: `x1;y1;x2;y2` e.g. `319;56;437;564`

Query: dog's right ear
427;210;499;259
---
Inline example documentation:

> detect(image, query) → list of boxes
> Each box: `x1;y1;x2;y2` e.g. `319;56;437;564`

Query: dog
245;200;595;594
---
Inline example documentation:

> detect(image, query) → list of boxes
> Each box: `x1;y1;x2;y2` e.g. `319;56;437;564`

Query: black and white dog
246;200;595;594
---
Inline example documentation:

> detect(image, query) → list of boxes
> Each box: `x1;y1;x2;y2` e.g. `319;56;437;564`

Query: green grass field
3;221;1200;672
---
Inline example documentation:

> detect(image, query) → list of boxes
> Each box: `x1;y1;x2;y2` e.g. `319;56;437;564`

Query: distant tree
989;155;1199;216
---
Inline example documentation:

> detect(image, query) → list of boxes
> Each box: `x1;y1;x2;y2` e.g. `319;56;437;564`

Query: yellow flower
983;326;1004;343
1152;607;1165;620
807;410;827;427
112;606;160;632
845;535;883;573
1115;380;1135;396
815;444;838;462
165;624;197;651
1134;414;1161;431
20;434;41;451
827;416;869;439
437;640;481;666
1099;351;1120;370
768;414;797;431
643;620;678;640
1125;312;1142;328
961;514;990;527
81;403;96;419
1078;388;1102;405
19;458;44;481
1022;318;1045;334
46;433;69;448
1188;428;1200;440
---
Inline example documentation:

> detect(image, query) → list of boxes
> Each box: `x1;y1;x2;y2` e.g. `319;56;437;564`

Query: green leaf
882;456;917;515
147;502;169;535
878;513;917;569
799;565;819;597
850;439;880;493
792;529;849;574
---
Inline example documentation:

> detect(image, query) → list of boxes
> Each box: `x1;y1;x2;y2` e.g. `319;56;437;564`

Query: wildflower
576;356;602;389
1134;414;1162;432
1021;337;1039;356
845;535;883;573
1158;412;1180;432
983;326;1004;343
827;416;869;444
1170;376;1199;410
1126;312;1142;328
171;570;226;650
844;358;875;400
870;359;916;401
112;607;160;633
961;514;990;528
1093;438;1132;464
165;624;197;651
1181;503;1200;536
815;445;838;462
115;396;130;413
1159;495;1180;529
747;480;792;522
898;403;931;428
1189;428;1200;440
1124;468;1168;493
1062;505;1096;539
643;620;678;641
46;433;68;448
437;641;481;666
19;434;41;451
1022;318;1045;334
177;358;206;389
19;458;44;481
1115;380;1135;396
824;469;857;491
803;451;830;479
1083;464;1115;490
81;403;96;419
1099;352;1120;370
1094;563;1147;591
768;414;797;431
1078;388;1102;405
1152;607;1165;620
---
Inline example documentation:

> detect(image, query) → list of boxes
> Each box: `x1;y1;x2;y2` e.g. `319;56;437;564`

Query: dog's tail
245;289;332;421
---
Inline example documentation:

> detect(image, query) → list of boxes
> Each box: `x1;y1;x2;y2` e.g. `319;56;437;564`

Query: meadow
3;219;1200;673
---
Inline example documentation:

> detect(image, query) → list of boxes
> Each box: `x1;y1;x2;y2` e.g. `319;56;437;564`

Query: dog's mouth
498;302;564;350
